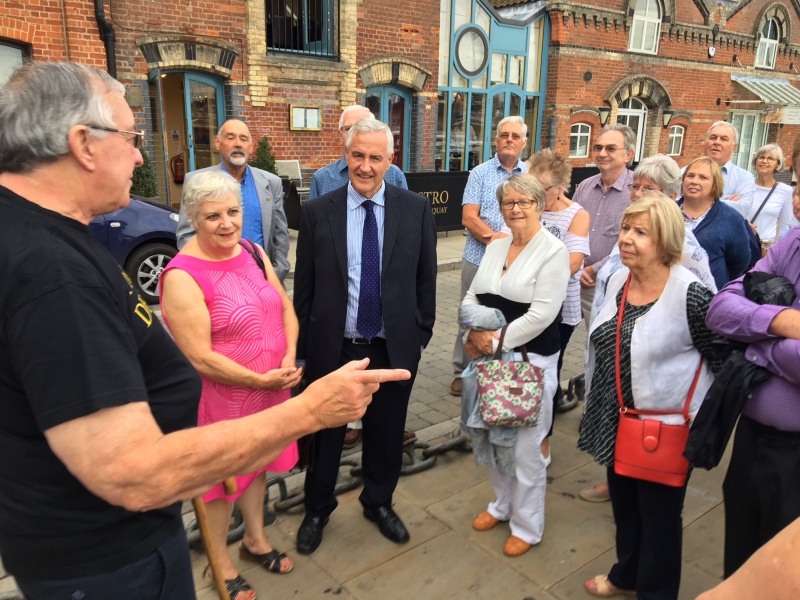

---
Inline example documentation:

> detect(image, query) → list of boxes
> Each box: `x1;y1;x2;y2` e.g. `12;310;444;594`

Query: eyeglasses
592;144;620;154
86;125;144;149
500;198;534;210
756;156;777;163
631;183;662;194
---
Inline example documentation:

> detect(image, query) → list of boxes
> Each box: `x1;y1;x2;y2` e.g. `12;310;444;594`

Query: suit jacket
293;184;437;384
176;164;291;281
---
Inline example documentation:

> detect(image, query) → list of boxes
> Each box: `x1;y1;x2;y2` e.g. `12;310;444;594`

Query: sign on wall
406;172;469;232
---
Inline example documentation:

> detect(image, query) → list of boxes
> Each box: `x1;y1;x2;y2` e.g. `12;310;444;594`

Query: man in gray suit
176;119;291;281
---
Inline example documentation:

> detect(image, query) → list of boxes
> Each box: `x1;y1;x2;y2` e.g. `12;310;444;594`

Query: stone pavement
189;231;728;600
0;231;728;599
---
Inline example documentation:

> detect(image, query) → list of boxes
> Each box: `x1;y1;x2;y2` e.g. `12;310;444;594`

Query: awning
731;74;800;106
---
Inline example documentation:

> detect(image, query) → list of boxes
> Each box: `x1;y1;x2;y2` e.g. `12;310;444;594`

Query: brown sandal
472;511;503;531
503;535;532;557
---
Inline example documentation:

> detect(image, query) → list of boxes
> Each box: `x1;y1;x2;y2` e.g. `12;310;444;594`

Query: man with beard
177;119;291;281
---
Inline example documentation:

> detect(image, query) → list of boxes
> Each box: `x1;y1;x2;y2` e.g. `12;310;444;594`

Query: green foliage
131;150;158;198
249;135;278;175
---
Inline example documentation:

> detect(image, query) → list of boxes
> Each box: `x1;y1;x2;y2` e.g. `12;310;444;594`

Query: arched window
570;123;591;158
629;0;661;54
755;19;779;69
667;125;684;156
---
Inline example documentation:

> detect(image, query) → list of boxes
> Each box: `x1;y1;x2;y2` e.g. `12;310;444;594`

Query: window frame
569;123;591;158
265;0;338;58
755;19;779;70
0;40;30;87
628;0;662;55
666;125;684;156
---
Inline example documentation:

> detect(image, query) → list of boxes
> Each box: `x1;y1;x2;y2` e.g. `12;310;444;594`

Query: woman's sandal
584;574;636;598
225;575;256;600
239;543;294;574
203;566;256;600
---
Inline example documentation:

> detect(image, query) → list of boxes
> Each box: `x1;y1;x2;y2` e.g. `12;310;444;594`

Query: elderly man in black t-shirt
0;62;409;599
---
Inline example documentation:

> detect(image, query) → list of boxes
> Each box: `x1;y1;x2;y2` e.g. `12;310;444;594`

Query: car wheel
125;242;177;304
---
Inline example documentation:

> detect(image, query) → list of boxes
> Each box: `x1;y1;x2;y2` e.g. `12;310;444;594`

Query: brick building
541;0;800;172
0;0;442;205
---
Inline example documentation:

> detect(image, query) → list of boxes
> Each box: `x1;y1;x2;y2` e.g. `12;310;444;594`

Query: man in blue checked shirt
450;115;527;397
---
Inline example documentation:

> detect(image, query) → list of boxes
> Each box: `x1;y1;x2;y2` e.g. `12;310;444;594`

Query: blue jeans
15;528;195;600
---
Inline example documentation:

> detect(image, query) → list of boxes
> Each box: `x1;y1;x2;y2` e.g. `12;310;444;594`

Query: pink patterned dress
161;248;298;502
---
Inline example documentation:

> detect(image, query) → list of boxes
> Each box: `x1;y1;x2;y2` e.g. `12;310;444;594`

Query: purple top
705;227;800;431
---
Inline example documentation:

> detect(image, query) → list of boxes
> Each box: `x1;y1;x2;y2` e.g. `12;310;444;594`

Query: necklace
502;243;526;271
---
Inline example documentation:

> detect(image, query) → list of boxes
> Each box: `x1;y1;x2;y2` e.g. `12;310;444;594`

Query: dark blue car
89;196;178;304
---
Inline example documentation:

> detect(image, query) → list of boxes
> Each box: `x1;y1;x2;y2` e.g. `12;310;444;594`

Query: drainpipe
94;0;117;79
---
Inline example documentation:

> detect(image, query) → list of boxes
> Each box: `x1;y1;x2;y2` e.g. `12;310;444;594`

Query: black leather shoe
296;515;328;555
363;505;410;544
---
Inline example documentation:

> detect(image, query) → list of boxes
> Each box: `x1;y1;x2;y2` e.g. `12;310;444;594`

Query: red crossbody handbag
612;274;703;487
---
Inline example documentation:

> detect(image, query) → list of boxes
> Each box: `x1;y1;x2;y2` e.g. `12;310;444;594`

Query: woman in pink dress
160;171;301;600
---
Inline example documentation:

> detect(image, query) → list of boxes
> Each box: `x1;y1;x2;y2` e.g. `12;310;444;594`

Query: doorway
149;72;225;206
365;85;412;171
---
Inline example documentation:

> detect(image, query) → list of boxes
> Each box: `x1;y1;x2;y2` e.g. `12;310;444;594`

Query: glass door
365;85;411;171
184;74;225;171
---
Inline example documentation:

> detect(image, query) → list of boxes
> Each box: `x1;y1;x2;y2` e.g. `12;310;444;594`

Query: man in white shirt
702;121;755;217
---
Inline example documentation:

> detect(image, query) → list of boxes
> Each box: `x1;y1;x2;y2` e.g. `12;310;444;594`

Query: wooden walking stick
192;477;238;600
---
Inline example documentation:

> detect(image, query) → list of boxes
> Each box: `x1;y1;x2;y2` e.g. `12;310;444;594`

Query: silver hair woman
160;169;303;598
747;143;796;245
182;170;243;228
0;62;124;173
461;172;570;557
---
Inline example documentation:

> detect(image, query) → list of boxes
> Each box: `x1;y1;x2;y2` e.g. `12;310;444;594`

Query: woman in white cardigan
462;173;569;557
578;195;722;599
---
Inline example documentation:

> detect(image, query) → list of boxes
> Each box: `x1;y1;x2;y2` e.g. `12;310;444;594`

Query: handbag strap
239;239;268;280
493;324;530;362
614;274;703;422
749;182;778;224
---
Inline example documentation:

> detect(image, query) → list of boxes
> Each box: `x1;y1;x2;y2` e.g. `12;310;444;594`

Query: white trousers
486;351;558;545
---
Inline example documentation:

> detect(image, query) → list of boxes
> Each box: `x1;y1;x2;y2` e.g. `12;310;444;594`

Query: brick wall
545;1;800;168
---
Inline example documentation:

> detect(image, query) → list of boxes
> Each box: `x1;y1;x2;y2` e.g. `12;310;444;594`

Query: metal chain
271;427;471;512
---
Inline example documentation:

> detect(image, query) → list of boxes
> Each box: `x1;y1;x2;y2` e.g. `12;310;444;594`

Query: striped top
541;202;590;326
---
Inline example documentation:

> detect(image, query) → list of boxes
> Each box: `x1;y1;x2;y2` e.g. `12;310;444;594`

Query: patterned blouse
577;282;723;467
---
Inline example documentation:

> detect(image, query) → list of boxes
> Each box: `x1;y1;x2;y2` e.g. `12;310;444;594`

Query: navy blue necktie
357;200;382;341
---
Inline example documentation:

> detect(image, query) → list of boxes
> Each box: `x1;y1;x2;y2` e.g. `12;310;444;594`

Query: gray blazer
176;164;291;282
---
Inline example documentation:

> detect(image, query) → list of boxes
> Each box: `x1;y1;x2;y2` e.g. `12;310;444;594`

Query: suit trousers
452;259;480;376
606;467;689;600
303;338;414;518
723;416;800;578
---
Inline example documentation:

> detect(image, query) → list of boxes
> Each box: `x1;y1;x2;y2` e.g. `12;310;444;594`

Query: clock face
456;28;488;77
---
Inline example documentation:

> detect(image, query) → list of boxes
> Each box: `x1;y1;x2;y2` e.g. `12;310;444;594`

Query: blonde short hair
683;156;725;201
620;193;685;267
